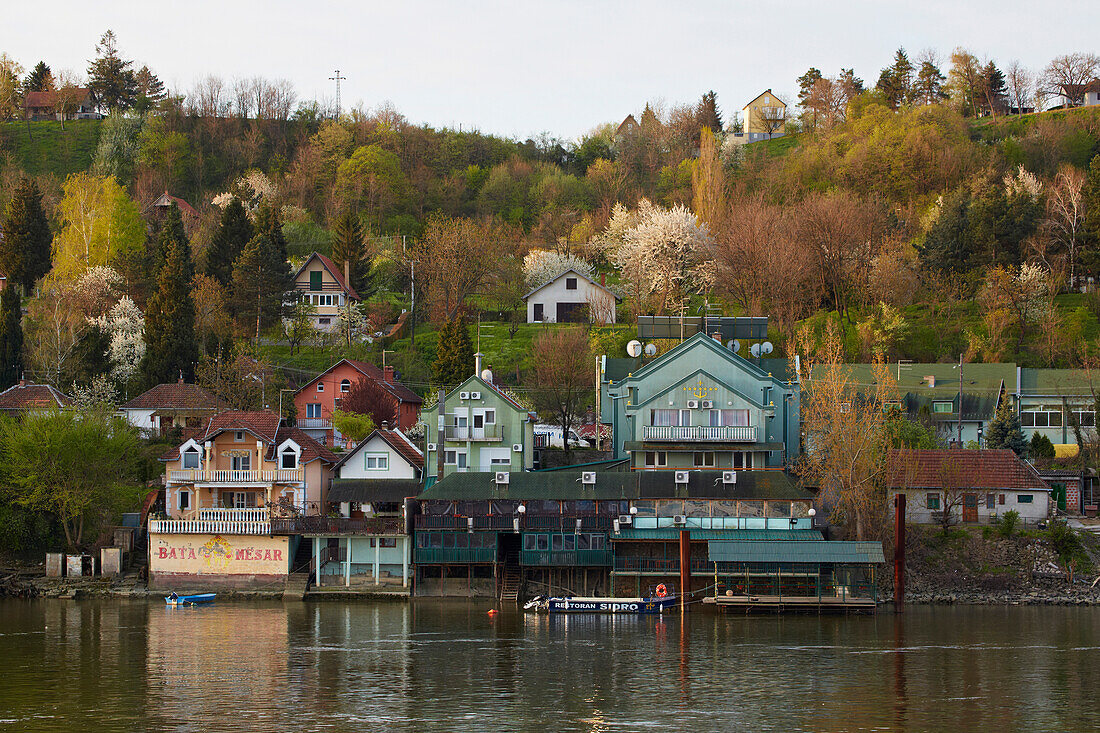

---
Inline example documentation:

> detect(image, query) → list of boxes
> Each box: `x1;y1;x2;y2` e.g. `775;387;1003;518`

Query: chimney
383;365;394;384
601;273;606;286
474;352;483;377
711;331;722;343
381;420;389;430
925;376;936;388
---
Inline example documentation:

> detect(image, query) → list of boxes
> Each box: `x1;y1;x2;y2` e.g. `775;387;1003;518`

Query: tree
195;344;281;410
329;211;368;295
0;287;23;389
133;65;165;112
691;127;726;230
914;59;947;105
530;328;592;463
332;410;376;444
877;48;914;109
1030;432;1056;458
0;408;145;549
283;299;317;355
140;234;198;387
1043;53;1100;107
51;173;145;283
838;68;865;101
947;48;982;116
1043;165;1087;288
978;61;1008;117
22;62;52;93
92;296;144;384
229;205;291;338
340;377;397;427
797;67;824;127
205;197;253;286
87;30;137;112
432;314;473;386
52;70;87;131
151;202;190;280
0;176;53;292
695;90;722;132
191;274;233;356
986;400;1027;456
1005;61;1034;113
0;53;24;121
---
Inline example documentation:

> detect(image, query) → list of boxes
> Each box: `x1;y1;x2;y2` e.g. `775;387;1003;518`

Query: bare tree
1044;164;1087;288
232;78;254;119
189;75;227;117
1043;53;1100;107
1005;61;1034;114
715;195;783;317
52;70;86;130
530;328;593;464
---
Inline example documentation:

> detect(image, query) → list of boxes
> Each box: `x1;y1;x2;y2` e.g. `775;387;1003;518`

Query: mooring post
679;529;690;614
894;493;906;612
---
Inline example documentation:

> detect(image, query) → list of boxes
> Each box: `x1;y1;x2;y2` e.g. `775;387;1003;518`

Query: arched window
280;445;298;470
182;446;200;469
340;378;351;392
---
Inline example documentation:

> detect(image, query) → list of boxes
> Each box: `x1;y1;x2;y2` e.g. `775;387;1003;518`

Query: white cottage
524;268;620;324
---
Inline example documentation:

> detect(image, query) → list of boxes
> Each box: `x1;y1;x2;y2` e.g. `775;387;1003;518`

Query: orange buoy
487;609;499;616
655;584;668;598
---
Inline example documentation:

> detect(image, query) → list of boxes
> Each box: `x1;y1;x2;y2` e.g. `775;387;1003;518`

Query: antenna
328;69;346;117
643;343;657;357
761;341;774;355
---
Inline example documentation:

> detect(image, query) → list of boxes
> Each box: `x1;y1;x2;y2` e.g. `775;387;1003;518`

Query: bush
996;510;1020;538
1044;519;1091;576
1030;432;1056;459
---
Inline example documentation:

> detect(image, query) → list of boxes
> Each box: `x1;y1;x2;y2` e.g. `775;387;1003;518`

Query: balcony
413;548;497;564
521;549;614;567
641;425;756;442
167;468;304;485
150;508;272;535
443;424;506;442
297;418;332;430
416;515;516;530
272;515;406;535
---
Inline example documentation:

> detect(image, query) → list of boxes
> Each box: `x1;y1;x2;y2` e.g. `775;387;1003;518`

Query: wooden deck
703;593;877;612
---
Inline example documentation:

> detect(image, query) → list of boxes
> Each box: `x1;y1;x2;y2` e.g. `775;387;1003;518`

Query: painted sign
151;534;290;576
548;597;676;614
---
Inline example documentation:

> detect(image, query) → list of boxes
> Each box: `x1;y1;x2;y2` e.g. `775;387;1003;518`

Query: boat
523;595;678;614
165;592;216;606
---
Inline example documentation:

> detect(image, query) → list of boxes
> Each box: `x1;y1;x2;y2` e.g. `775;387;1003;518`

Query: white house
289;252;361;332
524;269;620;324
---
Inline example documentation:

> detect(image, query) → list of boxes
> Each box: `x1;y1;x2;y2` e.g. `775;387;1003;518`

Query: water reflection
2;601;1100;731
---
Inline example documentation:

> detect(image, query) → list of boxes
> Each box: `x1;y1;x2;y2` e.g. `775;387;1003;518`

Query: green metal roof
329;478;423;503
1019;369;1095;395
835;363;1014;421
707;540;885;564
616;528;823;541
636;470;812;501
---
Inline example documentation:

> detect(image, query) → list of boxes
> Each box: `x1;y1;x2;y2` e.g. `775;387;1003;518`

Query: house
118;379;226;436
150;191;199;220
23;88;98;121
0;379;70;413
887;449;1052;525
1016;368;1097;456
293;358;422;444
615;114;639;137
307;425;422;589
419;355;536;482
601;332;801;470
741;89;787;142
0;270;7;292
290;252;360;332
150;410;339;589
1058;79;1100;108
524;268;620;324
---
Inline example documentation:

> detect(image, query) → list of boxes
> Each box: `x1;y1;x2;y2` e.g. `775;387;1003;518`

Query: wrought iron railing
297;418;332;430
271;516;405;535
413;548;496;564
415;515;516;530
641;425;756;442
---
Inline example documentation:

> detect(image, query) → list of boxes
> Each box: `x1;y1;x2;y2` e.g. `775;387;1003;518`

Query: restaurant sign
151;534;290;575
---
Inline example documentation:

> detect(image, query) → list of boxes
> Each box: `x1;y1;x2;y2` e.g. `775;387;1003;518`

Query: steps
283;572;310;601
499;549;522;604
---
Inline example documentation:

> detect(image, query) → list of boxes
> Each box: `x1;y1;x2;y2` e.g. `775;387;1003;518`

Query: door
556;302;585;323
452;409;469;440
472;411;485;440
963;493;978;523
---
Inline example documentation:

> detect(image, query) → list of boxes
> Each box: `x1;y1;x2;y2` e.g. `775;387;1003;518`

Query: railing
167;469;304;484
198;508;269;522
413;548;497;564
614;557;713;573
523;515;612;531
297;418;332;430
444;425;505;442
272;516;405;535
521;550;614;567
415;515;516;530
149;518;272;535
641;425;757;442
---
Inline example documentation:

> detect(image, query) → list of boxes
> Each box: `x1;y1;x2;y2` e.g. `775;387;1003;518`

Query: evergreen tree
877;49;914;109
695;90;722;132
979;61;1008;117
70;324;110;387
1081;155;1100;278
838;68;865;100
986;401;1027;456
918;188;974;276
0;177;53;292
22;61;52;93
229;205;291;338
1030;432;1056;459
797;68;823;109
87;30;137;111
140;238;198;387
133;65;165;112
914;61;947;105
0;287;22;390
330;211;368;295
431;314;474;386
205;197;254;286
152;202;190;280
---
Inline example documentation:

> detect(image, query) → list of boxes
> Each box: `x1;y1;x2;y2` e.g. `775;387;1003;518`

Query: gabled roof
886;449;1050;492
24;88;92;108
440;374;531;415
292;252;360;301
612;332;790;389
1060;79;1100;95
0;381;70;411
120;381;226;411
332;428;423;472
523;268;622;302
151;192;199;219
296;358;421;404
743;89;786;109
162;411;337;464
616;114;639;135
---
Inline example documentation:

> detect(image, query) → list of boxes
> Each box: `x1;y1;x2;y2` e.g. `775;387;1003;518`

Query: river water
1;599;1098;732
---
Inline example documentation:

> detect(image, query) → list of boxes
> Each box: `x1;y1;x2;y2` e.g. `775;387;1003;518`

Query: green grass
744;134;801;157
0;120;102;178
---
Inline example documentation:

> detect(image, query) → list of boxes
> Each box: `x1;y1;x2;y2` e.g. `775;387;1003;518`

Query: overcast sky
4;1;1098;141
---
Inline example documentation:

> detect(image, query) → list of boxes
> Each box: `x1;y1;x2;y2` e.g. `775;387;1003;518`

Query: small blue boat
523;595;678;614
165;592;216;606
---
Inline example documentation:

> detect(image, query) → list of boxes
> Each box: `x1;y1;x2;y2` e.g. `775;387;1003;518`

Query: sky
4;0;1099;141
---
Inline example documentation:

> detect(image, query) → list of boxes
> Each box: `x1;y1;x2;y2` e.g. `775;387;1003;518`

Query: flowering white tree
91;296;145;383
523;250;594;288
212;169;277;210
70;374;120;410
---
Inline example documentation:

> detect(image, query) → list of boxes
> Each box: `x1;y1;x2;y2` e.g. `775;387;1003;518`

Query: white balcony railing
167;469;304;484
444;424;505;441
149;518;272;535
199;508;269;522
641;425;757;442
297;418;332;430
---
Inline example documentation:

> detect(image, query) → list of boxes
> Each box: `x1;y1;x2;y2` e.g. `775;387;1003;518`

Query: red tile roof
151;192;199;219
332;428;423;473
24;88;92;109
293;252;361;301
0;382;70;411
120;382;226;411
162;411;337;464
887;449;1050;491
296;359;422;405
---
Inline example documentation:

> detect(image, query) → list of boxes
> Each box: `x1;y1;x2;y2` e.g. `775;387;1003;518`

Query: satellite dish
750;343;761;358
626;340;642;358
727;339;740;353
480;368;494;383
644;343;658;357
761;341;774;355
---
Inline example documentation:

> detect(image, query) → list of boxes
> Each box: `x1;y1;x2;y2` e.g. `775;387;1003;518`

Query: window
711;409;749;427
693;452;715;467
380;538;397;548
365;453;389;470
1021;406;1062;428
309;270;322;291
234;431;245;442
566;277;577;290
340;379;351;392
179;490;190;511
306;403;322;419
931;401;952;414
484;409;496;424
644;451;667;467
533;303;544;321
280;447;297;470
926;493;940;510
537;535;549;551
313;294;335;307
230;492;257;508
444;450;467;468
652;409;691;426
552;535;564;551
986;493;996;510
1074;410;1096;427
182;447;200;469
232;454;251;472
1017;494;1034;504
317;383;325;392
999;494;1005;505
733;452;745;469
319;318;331;326
490;454;511;466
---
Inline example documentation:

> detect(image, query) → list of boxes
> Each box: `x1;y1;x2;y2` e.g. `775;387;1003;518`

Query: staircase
499;549;522;604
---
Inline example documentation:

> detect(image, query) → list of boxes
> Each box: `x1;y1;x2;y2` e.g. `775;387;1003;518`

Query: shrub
1029;432;1056;459
996;510;1020;538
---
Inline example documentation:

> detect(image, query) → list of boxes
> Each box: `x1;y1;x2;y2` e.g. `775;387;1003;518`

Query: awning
707;540;885;564
328;478;422;503
614;528;823;541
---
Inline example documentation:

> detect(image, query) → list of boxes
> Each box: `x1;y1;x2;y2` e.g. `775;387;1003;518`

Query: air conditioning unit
674;470;690;484
512;443;523;452
459;391;470;400
618;514;633;525
722;471;737;484
687;400;699;409
701;400;714;409
581;471;596;485
470;391;481;400
427;443;437;452
673;514;687;525
495;471;510;484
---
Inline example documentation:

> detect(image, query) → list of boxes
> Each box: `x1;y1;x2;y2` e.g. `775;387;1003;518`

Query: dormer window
182;447;200;469
280;446;298;469
340;379;351;392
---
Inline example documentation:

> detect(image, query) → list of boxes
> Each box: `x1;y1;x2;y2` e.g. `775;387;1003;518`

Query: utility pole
957;354;963;448
409;258;416;346
329;69;346;118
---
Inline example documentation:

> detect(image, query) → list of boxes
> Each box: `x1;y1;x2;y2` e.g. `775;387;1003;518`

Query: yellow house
291;252;361;332
742;89;787;141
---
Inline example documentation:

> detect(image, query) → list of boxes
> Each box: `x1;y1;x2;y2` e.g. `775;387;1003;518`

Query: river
0;599;1098;732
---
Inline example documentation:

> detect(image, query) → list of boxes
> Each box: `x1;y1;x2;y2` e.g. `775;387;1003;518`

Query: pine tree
133;65;165;111
330;211;367;294
87;30;137;111
0;177;52;292
152;202;190;280
70;324;110;387
986;401;1027;456
979;61;1008;117
23;62;52;93
1081;155;1100;279
205;197;254;286
0;287;23;390
914;61;947;105
432;314;474;386
695;90;722;132
140;238;198;387
229;205;291;338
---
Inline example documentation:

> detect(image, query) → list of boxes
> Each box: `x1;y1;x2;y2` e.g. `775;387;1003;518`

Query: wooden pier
703;593;876;612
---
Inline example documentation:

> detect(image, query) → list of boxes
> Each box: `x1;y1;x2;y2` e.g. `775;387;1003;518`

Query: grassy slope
0;120;102;178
